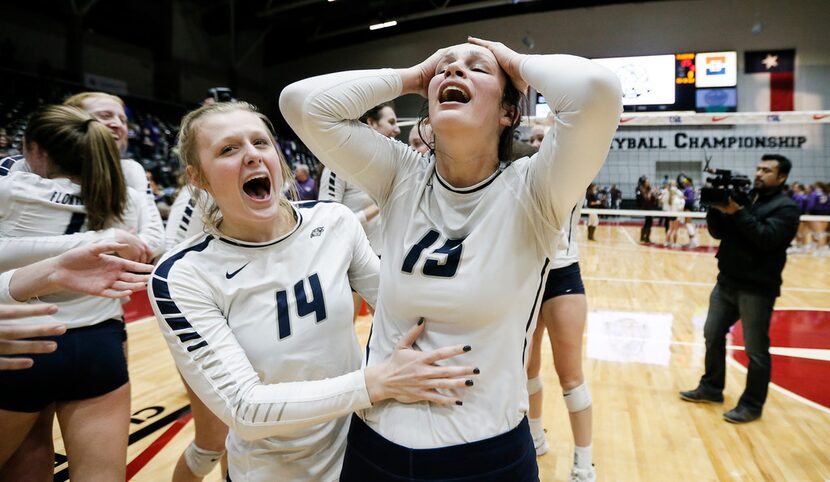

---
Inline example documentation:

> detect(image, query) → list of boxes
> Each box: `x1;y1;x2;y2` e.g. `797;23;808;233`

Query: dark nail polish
417;318;424;326
455;400;463;406
473;367;480;374
463;345;471;352
465;379;474;386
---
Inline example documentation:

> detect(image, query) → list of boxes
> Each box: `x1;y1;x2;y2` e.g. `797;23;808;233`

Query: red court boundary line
126;412;193;480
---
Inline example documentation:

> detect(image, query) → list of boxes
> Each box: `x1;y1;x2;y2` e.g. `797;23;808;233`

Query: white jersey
280;54;622;447
318;167;381;255
552;203;582;270
164;187;206;251
4;156;165;259
0;171;145;328
148;201;378;482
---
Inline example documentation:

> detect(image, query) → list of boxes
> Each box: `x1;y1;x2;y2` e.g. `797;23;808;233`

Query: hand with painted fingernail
364;319;479;406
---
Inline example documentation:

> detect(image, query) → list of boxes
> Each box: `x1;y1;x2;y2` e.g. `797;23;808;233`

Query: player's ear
186;165;208;189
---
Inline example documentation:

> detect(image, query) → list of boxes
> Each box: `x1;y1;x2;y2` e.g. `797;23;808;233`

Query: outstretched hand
467;37;528;92
364;319;479;406
47;242;153;299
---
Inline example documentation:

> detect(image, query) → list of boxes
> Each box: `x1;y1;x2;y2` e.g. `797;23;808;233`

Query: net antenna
703;150;714;174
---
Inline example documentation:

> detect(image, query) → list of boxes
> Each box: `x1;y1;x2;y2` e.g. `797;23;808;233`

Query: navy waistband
346;414;535;479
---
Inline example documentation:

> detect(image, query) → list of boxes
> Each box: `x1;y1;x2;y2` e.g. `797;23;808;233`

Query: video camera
699;153;752;206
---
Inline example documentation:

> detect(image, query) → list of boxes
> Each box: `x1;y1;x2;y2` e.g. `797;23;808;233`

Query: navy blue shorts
0;319;129;413
542;262;585;302
340;414;539;481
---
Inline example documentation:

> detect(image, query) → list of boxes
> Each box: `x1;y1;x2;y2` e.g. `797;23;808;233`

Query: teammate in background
0;91;163;482
528;124;546;149
281;37;621;480
150;102;476;481
678;175;700;248
526;198;596;481
408;122;433;155
660;180;685;247
3;92;165;258
0;105;149;480
586;184;601;241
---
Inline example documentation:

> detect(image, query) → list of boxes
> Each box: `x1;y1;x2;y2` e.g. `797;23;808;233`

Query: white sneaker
532;428;549;456
570;464;597;482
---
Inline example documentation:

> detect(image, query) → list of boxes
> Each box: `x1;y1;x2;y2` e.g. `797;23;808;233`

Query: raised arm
280;69;420;205
524;53;622;228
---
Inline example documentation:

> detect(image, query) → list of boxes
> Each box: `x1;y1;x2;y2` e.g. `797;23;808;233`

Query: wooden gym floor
49;223;830;481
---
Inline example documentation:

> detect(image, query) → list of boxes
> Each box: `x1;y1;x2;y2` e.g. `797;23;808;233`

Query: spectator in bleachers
293;164;318;201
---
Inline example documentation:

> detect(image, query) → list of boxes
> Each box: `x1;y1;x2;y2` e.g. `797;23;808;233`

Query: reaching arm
280;69;421;206
3;243;151;302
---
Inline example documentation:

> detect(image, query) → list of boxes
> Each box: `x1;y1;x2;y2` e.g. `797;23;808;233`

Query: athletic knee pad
184;441;224;478
686;223;697;236
527;376;543;396
563;382;592;413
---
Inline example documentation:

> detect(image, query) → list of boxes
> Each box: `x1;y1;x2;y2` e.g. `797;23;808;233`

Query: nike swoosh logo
711;116;730;122
813;114;830;120
620;117;635;124
226;262;250;279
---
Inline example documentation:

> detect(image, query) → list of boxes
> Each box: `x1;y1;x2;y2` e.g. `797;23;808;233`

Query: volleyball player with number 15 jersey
281;37;621;479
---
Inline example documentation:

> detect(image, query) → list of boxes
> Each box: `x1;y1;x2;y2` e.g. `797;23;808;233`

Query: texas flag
744;49;795;111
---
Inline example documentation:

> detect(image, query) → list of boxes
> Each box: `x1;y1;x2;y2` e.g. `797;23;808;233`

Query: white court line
592;332;830;414
582;242;711;257
596;334;830;361
583;276;830;294
618;225;638;246
726;357;830;416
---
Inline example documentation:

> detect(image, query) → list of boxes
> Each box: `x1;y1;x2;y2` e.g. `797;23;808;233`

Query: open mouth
439;86;470;104
242;175;272;200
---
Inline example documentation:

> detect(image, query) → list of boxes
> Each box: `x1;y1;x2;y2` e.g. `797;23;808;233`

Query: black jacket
707;188;800;297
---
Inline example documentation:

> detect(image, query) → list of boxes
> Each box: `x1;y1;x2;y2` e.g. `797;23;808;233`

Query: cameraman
680;154;800;423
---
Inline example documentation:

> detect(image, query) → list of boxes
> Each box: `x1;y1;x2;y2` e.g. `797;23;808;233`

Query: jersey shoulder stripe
151;235;216;352
0;155;23;177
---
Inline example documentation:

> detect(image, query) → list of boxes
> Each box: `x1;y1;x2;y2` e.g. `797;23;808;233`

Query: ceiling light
369;20;397;31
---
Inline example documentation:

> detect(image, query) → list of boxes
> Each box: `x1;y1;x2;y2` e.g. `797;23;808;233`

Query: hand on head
467;37;528;92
